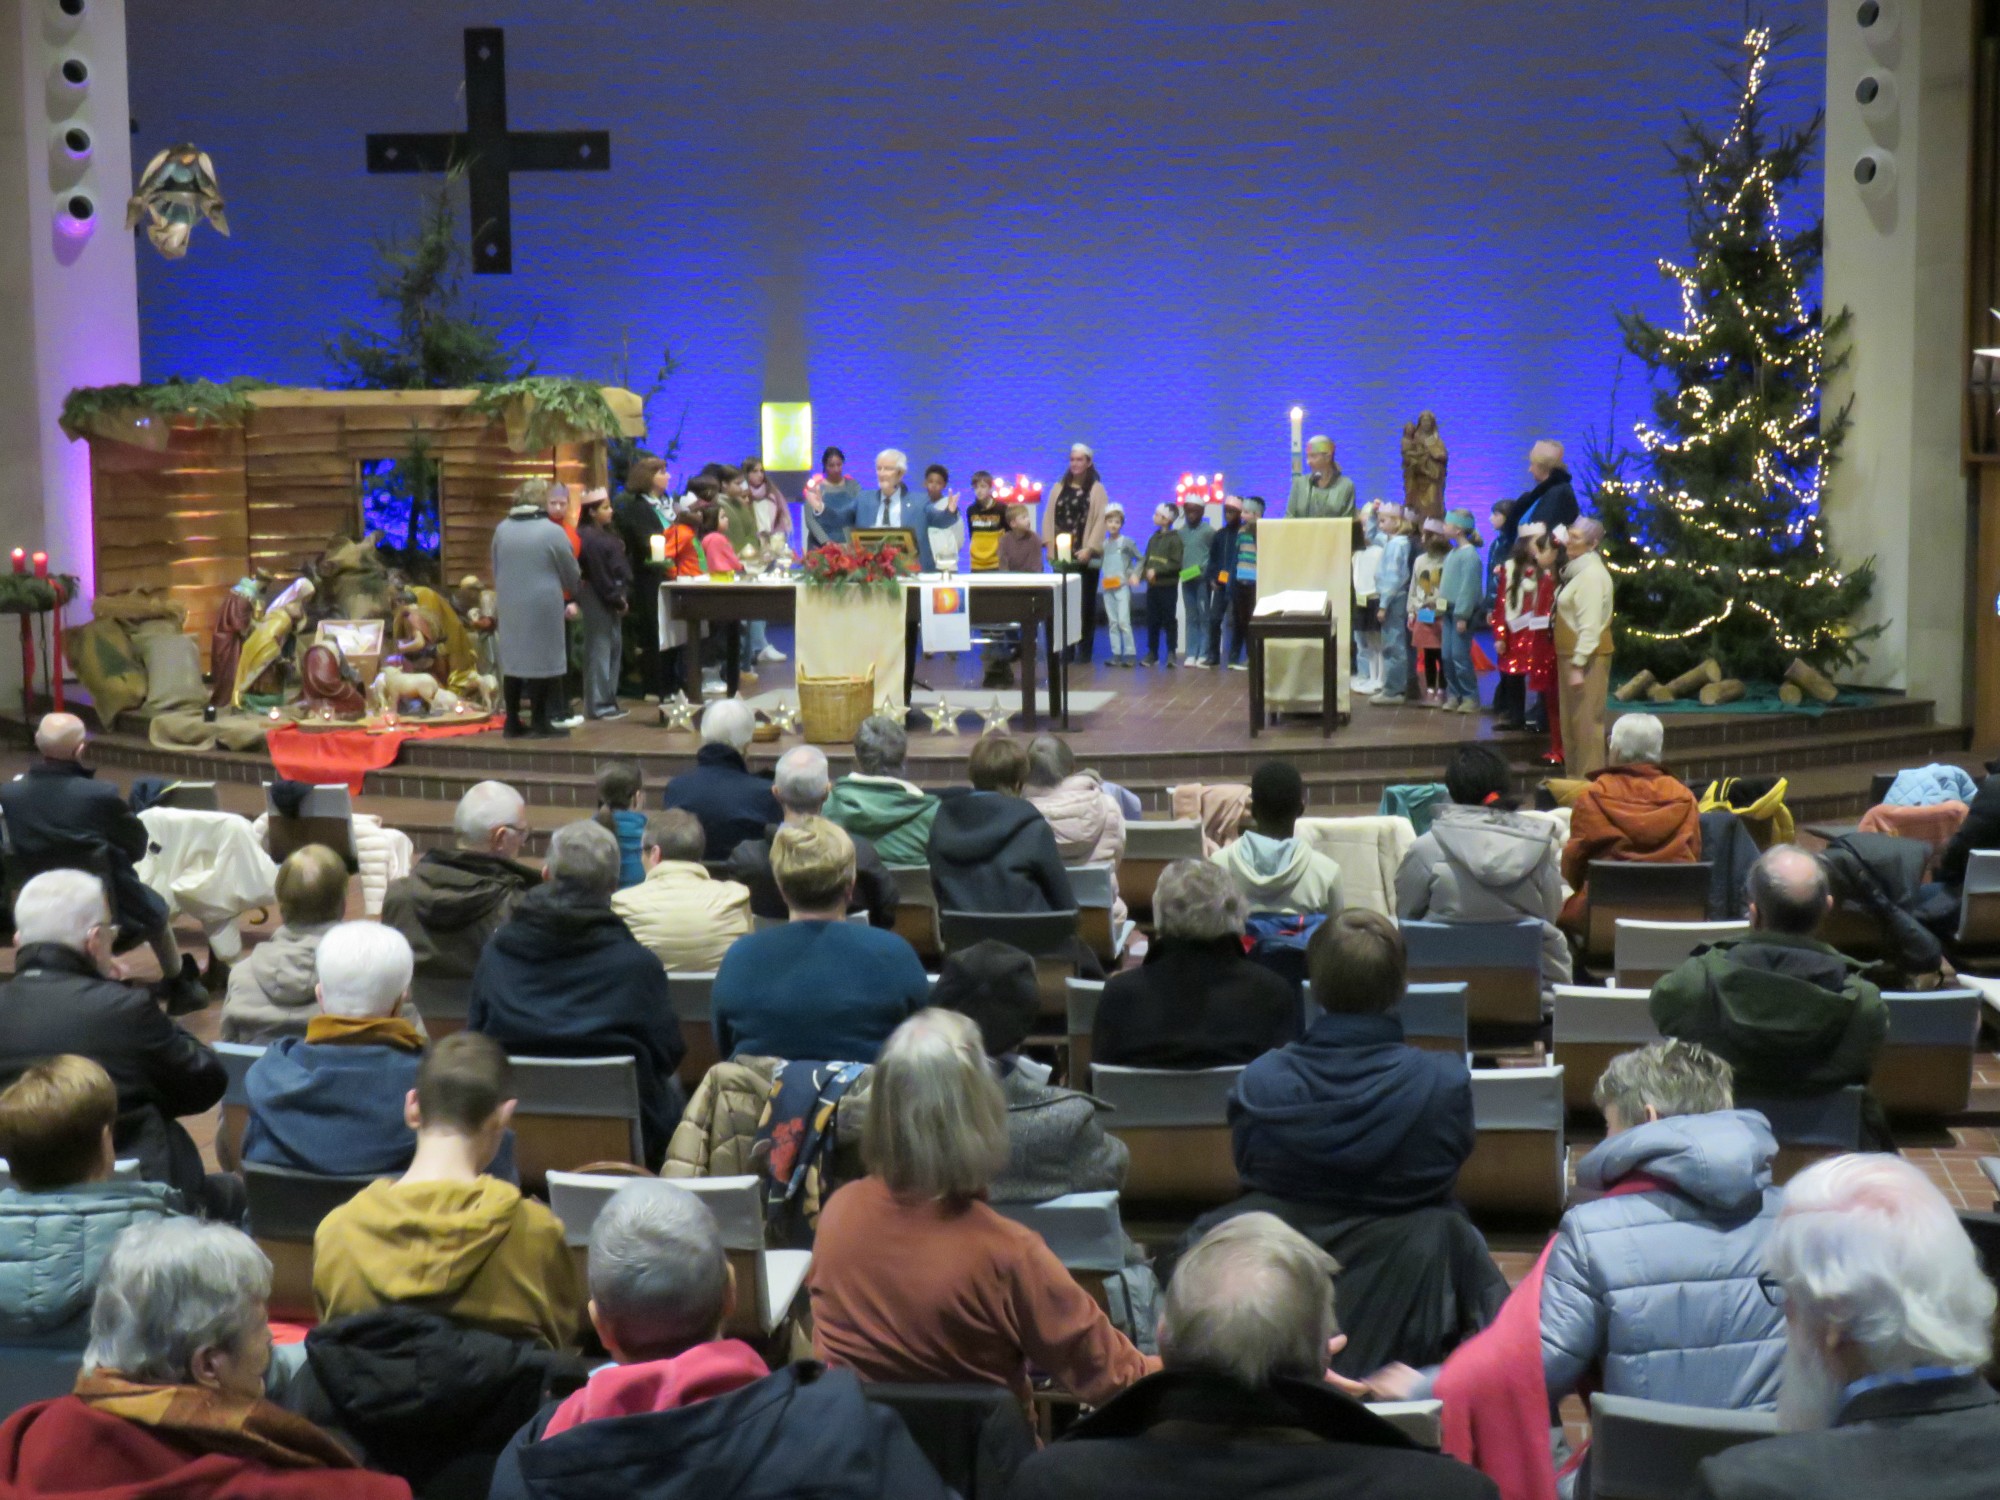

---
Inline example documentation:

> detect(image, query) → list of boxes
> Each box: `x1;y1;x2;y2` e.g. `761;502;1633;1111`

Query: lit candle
1056;533;1073;565
8;550;22;575
649;533;667;565
267;707;282;722
31;553;47;579
1289;406;1305;476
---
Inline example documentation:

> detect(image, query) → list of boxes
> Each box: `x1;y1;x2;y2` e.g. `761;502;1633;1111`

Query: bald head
34;714;86;761
1748;845;1831;936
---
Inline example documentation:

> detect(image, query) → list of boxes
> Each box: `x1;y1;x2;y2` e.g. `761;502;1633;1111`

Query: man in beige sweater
1555;518;1616;777
611;809;753;973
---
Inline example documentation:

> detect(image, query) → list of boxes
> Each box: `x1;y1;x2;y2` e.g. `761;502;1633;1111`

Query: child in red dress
1492;540;1537;730
1523;526;1564;766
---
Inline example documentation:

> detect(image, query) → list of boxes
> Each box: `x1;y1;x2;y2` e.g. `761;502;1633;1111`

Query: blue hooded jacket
1228;1011;1474;1214
242;1036;423;1178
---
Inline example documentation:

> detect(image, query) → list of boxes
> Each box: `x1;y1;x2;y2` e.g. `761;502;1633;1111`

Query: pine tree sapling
1591;24;1877;683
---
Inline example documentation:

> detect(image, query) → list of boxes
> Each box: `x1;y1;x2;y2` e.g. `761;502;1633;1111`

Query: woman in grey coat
491;478;582;738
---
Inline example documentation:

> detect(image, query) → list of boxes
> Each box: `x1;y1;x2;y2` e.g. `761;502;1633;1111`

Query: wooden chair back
1089;1063;1244;1208
1550;985;1660;1111
1583;861;1712;964
1458;1065;1567;1223
1400;919;1544;1029
507;1055;644;1195
1612;919;1749;992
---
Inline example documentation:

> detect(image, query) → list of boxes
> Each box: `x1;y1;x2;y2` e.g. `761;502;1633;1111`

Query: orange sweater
1560;763;1702;926
807;1176;1155;1407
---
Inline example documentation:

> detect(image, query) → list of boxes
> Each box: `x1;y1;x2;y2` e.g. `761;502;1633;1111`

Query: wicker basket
797;668;875;744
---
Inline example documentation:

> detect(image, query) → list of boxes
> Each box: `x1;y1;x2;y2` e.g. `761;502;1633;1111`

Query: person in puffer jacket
1396;744;1571;990
1024;734;1129;924
0;1056;182;1345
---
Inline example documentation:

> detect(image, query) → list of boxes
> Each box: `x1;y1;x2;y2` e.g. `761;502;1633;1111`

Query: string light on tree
1591;24;1876;681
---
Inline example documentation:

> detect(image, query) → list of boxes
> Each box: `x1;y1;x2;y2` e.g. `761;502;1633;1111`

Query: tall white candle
649;533;667;565
1056;533;1073;564
1289;406;1305;475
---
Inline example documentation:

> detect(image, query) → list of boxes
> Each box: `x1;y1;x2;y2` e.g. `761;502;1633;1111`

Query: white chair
1120;820;1205;923
1068;863;1129;964
409;972;473;1039
1550;984;1661;1111
992;1190;1125;1304
507;1055;645;1193
1874;989;1983;1117
667;970;719;1089
1612;919;1749;991
262;782;359;871
548;1171;810;1338
1089;1063;1245;1207
1300;980;1469;1056
1959;850;2000;948
1460;1065;1567;1222
1065;977;1104;1079
214;1039;267;1170
884;863;942;960
1400;918;1544;1029
0;1158;139;1190
1587;1392;1777;1500
1368;1399;1444;1451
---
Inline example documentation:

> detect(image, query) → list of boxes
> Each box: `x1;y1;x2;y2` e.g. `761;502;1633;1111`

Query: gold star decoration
875;694;901;722
979;696;1013;735
926;697;960;735
659;693;699;732
767;699;800;736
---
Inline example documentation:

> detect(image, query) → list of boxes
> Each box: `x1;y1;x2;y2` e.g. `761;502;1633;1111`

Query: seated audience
809;1009;1156;1405
1932;750;2000;894
932;940;1127;1202
0;871;234;1220
661;699;781;859
725;745;895;927
470;819;686;1167
711;817;928;1062
221;842;351;1042
1008;1212;1498;1500
1396;742;1571;988
0;1219;408;1498
1692;1155;2000;1500
1095;858;1299;1068
314;1033;581;1350
242;921;428;1178
611;809;753;973
0;1056;181;1345
1211;761;1344;916
382;780;540;991
1024;734;1128;919
0;712;199;1008
489;1179;950;1500
928;733;1075;913
1650;845;1889;1144
1230;912;1472;1215
594;760;648;889
1559;712;1700;929
823;713;941;866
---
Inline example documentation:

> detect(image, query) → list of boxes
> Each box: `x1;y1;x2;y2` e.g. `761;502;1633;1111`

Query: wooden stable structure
81;388;641;657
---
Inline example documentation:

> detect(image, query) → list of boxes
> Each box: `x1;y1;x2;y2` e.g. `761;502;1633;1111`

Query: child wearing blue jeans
1098;505;1141;666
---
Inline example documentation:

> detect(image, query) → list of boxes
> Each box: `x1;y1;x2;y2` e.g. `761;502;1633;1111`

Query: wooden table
1247;608;1340;738
659;578;1073;727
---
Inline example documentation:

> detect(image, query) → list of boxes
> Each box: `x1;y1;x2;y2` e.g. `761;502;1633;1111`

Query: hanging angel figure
126;143;230;259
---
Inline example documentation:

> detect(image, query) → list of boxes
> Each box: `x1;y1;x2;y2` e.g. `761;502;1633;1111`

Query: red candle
9;550;22;574
30;553;47;579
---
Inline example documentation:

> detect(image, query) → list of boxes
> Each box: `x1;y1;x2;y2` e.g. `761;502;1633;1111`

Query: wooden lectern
1256;518;1352;723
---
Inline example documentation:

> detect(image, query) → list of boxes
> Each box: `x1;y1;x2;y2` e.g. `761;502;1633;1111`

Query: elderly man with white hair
723;744;895;926
823;713;939;865
1285;435;1357;519
1494;439;1579;555
0;1219;406;1497
382;779;540;990
0;870;235;1219
1555;516;1616;774
1008;1212;1496;1500
0;712;201;1010
661;698;782;859
471;820;686;1166
241;920;438;1178
488;1180;950;1500
1691;1155;2000;1500
859;447;957;572
1559;710;1701;932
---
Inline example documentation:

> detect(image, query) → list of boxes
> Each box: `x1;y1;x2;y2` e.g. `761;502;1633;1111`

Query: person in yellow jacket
312;1032;581;1350
1555;519;1616;777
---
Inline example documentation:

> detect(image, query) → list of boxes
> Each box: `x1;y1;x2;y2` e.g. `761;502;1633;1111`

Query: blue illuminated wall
127;0;1825;516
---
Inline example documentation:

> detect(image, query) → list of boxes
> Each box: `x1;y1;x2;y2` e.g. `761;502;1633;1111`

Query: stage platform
13;650;1972;856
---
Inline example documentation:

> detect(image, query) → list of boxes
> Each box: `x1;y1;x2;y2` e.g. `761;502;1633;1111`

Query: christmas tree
1591;23;1875;684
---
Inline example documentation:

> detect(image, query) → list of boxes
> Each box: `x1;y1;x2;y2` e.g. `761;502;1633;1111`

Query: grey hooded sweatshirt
1394;804;1571;988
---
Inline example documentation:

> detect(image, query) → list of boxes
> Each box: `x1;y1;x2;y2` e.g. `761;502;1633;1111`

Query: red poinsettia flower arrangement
801;538;917;594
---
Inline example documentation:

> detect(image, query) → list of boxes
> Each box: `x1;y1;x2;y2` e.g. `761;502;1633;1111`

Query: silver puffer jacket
1541;1109;1785;1409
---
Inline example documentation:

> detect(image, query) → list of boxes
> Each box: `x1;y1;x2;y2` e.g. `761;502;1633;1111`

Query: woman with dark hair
614;454;674;699
1393;742;1570;988
803;445;863;546
1047;443;1110;664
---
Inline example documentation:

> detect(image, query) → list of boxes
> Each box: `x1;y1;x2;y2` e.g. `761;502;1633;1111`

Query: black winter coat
726;824;896;927
1094;936;1300;1069
0;760;167;939
283;1307;589;1500
1936;756;2000;890
578;524;632;614
928;790;1074;914
0;944;223;1201
1006;1370;1499;1500
469;882;686;1167
661;745;783;860
488;1360;954;1500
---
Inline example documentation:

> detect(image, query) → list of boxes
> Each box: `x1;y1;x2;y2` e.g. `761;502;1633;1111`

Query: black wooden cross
365;27;609;274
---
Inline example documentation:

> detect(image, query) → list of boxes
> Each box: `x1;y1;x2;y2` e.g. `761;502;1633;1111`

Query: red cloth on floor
264;718;498;794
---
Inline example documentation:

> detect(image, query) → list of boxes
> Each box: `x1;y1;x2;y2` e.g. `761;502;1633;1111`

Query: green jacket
1648;931;1888;1109
1142;530;1183;585
824;774;940;867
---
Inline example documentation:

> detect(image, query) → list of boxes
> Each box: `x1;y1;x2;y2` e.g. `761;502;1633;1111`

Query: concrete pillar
0;0;141;645
1821;0;1974;721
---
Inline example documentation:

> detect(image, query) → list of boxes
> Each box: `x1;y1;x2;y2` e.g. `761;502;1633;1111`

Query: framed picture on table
851;527;921;566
